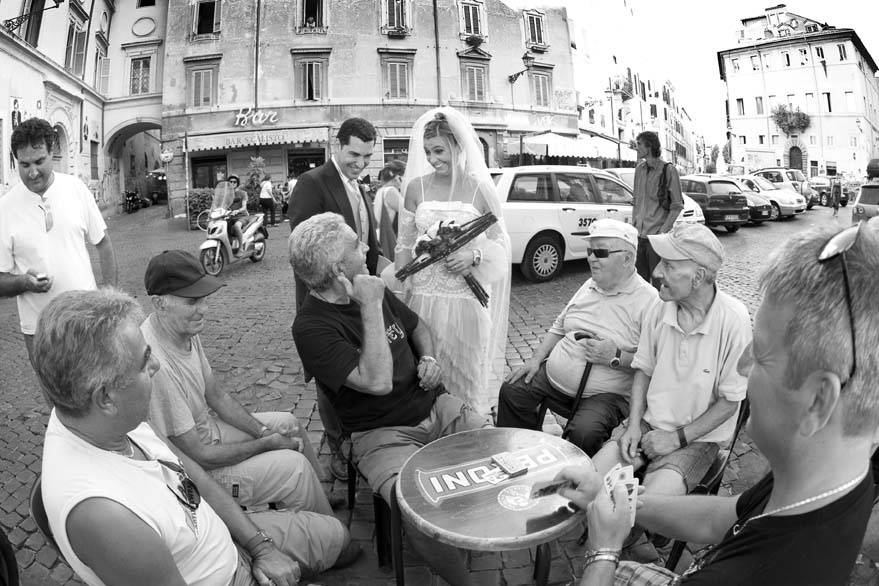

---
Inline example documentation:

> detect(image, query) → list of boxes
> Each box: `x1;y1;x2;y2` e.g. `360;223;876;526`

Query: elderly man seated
557;221;879;585
497;219;659;455
289;212;489;586
140;250;346;515
37;289;357;585
592;223;750;503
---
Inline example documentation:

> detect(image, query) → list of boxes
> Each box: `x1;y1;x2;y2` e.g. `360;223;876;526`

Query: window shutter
64;24;75;70
190;2;198;36
472;6;481;35
213;0;221;32
99;57;110;94
202;70;212;105
463;5;472;34
192;70;201;105
474;67;484;101
388;63;398;97
535;17;543;44
314;63;322;100
399;63;408;98
73;30;87;77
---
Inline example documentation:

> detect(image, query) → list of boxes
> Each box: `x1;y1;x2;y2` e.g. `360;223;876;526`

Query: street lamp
4;0;65;32
507;52;536;84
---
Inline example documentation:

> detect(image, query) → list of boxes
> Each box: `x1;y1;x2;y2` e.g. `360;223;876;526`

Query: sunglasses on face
817;222;861;384
587;248;626;259
158;459;201;511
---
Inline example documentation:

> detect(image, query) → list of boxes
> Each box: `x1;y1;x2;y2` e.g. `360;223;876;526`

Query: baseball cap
581;218;638;250
647;223;725;272
144;250;225;298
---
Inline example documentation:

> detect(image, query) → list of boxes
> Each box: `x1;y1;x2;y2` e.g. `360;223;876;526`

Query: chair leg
533;542;551;586
665;540;686;572
390;485;405;586
347;457;357;510
373;493;390;568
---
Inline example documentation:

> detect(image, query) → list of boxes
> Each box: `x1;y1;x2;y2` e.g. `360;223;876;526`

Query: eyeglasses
587;248;626;259
38;200;53;232
817;222;861;384
158;459;201;511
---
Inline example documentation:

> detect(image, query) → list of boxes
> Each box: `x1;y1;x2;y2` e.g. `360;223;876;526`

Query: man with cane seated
289;212;489;586
36;289;355;586
557;221;879;585
496;219;659;455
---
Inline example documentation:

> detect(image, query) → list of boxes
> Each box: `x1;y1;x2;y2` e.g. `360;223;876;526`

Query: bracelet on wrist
243;529;274;555
677;426;688;448
584;548;622;557
471;248;483;267
420;356;437;365
584;552;620;567
259;425;271;438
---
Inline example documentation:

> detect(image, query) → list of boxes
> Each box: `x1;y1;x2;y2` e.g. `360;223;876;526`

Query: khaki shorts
609;419;718;492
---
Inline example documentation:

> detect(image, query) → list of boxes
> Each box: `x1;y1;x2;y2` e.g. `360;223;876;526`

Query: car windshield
859;185;879;205
708;181;743;196
786;170;807;181
749;176;778;191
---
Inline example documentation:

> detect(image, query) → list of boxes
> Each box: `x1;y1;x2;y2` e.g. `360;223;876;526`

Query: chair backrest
29;476;58;551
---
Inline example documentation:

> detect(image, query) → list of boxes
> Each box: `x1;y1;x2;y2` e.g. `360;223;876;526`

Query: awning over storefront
186;127;329;152
506;132;589;157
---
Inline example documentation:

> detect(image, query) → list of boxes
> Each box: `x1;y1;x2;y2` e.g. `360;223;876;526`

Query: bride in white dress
394;107;512;417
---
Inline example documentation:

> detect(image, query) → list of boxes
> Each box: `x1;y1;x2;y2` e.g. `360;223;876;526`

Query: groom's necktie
344;178;370;244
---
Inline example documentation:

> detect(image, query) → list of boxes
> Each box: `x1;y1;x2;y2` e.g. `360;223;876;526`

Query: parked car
851;159;879;224
679;174;750;233
491;166;704;282
735;174;806;221
752;167;816;209
810;175;849;207
741;189;773;224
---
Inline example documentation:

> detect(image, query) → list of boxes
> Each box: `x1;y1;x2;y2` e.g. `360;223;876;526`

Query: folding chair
535;334;595;442
664;399;751;571
29;475;58;553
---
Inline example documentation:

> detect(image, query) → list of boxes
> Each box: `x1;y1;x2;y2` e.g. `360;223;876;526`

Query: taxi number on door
577;217;597;228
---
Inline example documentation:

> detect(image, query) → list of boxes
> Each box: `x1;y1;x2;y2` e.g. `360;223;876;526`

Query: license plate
724;215;740;221
760;211;769;216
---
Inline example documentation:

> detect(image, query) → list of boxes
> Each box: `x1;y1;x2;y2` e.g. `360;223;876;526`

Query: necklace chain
732;467;867;535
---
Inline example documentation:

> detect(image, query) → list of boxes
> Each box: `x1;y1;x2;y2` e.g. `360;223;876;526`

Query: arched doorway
789;146;803;171
52;124;69;173
105;118;163;210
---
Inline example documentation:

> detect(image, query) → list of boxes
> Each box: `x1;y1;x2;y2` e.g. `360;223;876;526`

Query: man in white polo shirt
0;118;117;371
592;222;749;497
497;219;660;455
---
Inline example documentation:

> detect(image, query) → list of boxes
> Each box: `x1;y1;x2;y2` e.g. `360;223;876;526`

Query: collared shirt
0;172;107;334
545;272;660;398
633;287;751;444
632;157;684;236
331;156;370;242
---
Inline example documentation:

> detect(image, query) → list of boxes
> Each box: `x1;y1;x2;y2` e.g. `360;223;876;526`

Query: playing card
617;465;634;483
491;452;528;478
622;478;639;527
603;463;622;496
529;479;572;500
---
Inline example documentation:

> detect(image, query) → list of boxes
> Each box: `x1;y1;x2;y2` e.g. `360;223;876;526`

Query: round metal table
396;427;590;584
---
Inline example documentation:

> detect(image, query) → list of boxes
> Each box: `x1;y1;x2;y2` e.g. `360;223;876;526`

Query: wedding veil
402;106;513;402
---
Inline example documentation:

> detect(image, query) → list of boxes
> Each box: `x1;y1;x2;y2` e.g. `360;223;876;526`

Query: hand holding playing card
554;465;603;509
587;482;633;550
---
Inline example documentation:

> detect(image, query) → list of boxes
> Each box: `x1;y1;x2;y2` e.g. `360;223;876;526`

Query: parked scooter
199;181;267;276
124;190;152;213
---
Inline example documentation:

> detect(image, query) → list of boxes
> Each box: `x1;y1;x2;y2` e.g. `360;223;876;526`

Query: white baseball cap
581;218;638;250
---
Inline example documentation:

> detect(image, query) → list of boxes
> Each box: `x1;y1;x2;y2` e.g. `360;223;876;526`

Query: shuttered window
533;73;550;107
191;68;213;106
526;13;544;45
387;0;405;28
465;65;485;102
193;0;221;35
387;62;409;99
302;61;322;100
130;57;151;95
462;3;481;35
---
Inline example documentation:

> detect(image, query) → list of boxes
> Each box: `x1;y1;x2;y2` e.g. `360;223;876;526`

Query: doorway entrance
788;146;803;171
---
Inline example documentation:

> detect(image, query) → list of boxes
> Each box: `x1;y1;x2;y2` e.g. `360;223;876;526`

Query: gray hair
759;222;879;436
288;212;353;290
33;288;144;417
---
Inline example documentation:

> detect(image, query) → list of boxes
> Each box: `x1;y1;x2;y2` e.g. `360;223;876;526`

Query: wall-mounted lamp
508;52;536;84
4;0;65;32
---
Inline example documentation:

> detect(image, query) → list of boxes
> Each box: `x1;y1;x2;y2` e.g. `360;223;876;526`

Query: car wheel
806;201;814;210
769;202;781;221
725;224;740;233
521;235;563;283
820;193;828;206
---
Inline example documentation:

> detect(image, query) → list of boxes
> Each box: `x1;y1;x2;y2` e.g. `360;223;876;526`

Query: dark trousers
636;236;662;289
259;198;276;225
496;363;629;456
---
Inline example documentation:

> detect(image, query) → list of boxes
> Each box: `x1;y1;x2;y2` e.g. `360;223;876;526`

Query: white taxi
491;165;704;282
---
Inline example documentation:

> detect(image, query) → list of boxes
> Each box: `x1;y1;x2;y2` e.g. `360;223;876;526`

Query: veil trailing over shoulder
402;106;512;406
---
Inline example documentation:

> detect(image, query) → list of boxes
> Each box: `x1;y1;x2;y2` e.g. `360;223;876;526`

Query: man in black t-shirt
555;221;879;586
289;212;488;586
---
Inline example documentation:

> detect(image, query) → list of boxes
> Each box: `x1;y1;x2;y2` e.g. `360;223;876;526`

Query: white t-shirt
0;172;107;334
373;185;403;229
259;180;274;200
42;412;238;586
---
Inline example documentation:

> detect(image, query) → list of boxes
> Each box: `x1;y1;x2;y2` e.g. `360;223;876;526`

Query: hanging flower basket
771;105;811;135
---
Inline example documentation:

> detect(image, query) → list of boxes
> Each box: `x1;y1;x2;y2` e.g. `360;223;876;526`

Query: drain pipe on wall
432;0;442;105
254;0;261;109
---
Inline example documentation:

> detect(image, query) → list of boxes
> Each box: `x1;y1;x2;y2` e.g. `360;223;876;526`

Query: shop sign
233;107;279;127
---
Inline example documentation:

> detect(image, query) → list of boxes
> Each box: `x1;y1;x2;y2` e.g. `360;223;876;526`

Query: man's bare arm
95;234;118;287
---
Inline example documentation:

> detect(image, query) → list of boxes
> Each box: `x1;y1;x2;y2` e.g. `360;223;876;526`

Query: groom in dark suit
287;117;381;480
288;117;381;308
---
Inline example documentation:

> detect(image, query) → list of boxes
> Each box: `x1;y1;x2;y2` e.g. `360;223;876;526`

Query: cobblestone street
0;205;852;585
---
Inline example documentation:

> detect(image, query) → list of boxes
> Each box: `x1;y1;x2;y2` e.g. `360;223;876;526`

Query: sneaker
329;451;349;482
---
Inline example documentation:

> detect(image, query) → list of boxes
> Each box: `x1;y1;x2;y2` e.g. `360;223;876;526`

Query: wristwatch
609;348;622;369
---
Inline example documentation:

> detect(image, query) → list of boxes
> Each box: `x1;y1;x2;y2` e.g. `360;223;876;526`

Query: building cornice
717;28;878;80
121;38;163;50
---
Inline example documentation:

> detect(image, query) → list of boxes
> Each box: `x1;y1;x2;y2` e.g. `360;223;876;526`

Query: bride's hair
423;113;458;147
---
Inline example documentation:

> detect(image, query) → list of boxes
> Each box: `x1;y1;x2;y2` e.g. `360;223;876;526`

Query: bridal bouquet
395;212;497;307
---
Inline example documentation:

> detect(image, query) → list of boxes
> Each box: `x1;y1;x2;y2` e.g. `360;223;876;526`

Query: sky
513;0;879;146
